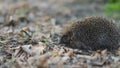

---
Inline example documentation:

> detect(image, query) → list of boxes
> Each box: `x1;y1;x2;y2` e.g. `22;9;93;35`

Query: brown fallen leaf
101;49;108;56
32;45;46;55
28;53;51;68
22;26;30;32
21;44;32;55
66;49;74;57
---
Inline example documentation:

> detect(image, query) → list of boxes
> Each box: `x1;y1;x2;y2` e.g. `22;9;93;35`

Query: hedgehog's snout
59;35;68;44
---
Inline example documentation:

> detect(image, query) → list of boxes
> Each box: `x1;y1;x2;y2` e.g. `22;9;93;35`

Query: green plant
109;0;120;3
104;0;120;19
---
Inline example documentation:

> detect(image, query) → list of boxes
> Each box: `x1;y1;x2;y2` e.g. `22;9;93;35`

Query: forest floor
0;0;120;68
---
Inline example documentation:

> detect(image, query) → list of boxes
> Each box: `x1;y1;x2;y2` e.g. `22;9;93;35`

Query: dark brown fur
60;17;120;51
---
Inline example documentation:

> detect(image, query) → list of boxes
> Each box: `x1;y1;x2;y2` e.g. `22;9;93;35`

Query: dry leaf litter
0;0;120;68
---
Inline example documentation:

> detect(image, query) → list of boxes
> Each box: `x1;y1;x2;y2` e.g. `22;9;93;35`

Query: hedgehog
60;17;120;51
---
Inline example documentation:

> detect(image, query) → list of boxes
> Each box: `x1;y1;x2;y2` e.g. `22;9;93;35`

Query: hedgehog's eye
59;35;68;44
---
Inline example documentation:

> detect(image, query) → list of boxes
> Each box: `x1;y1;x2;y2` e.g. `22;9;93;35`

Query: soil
0;0;119;68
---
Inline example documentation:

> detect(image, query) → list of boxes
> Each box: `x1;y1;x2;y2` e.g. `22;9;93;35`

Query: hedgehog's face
59;31;73;45
60;34;68;44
